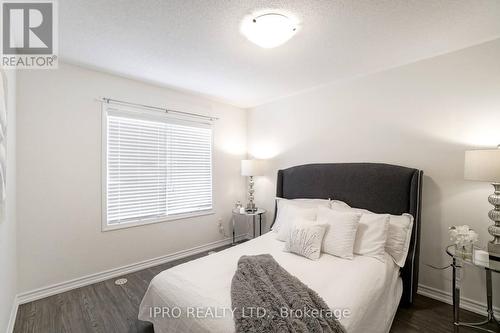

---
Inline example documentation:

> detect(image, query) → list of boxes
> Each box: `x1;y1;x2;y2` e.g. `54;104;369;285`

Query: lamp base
246;175;257;212
487;183;500;255
246;202;257;213
488;241;500;256
485;183;500;256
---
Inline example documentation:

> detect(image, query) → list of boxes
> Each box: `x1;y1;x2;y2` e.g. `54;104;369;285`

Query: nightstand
231;208;266;245
446;245;500;332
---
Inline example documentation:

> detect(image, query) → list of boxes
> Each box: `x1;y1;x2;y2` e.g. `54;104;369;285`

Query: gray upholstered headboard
271;163;423;306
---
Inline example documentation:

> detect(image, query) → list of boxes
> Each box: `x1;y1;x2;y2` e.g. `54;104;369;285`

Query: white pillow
316;206;361;259
284;219;327;260
272;198;330;233
353;213;390;262
330;200;351;209
330;200;367;214
386;214;414;267
331;201;413;266
275;204;317;241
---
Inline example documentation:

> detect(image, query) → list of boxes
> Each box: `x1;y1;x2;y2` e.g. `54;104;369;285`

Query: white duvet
139;232;402;333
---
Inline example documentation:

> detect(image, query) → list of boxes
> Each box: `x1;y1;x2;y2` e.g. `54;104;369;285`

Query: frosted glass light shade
241;159;264;176
464;148;500;182
241;13;297;48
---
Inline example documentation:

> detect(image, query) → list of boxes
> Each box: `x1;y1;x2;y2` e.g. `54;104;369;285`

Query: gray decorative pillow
284;220;327;260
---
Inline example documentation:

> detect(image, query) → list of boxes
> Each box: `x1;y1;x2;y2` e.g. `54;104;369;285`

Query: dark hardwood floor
14;245;498;333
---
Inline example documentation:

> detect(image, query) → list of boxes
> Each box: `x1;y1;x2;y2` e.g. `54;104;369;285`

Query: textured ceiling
60;0;500;108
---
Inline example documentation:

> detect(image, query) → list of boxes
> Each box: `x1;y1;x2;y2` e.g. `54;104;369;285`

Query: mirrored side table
231;208;266;245
446;245;500;333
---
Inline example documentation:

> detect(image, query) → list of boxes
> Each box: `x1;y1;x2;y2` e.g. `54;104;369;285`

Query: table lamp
241;159;264;212
464;146;500;254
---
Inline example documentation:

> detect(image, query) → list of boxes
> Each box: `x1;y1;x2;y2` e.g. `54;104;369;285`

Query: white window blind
104;107;213;228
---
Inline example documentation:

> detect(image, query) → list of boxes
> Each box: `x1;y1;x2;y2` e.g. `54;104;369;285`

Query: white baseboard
418;284;500;318
7;296;18;333
17;234;248;305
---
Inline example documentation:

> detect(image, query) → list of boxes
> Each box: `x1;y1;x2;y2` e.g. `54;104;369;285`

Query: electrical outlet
217;218;226;236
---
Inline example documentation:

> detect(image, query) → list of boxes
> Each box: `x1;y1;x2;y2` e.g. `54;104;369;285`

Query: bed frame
270;163;423;306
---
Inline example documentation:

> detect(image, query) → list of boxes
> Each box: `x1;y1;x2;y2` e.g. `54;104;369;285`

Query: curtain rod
99;97;219;121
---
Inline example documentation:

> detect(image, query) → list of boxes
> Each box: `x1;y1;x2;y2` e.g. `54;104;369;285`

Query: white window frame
101;103;214;232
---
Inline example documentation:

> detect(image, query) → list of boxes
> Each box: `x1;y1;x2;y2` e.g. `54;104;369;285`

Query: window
102;104;213;231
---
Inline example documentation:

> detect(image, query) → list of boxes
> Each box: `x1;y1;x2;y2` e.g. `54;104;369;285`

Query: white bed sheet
139;232;402;333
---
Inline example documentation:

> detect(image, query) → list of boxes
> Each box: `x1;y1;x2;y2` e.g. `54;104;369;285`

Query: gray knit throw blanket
231;254;346;333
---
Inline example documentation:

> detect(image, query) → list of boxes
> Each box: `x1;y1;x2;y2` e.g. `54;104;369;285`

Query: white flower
449;225;478;245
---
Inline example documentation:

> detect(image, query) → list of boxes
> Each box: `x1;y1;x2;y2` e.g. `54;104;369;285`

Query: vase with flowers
449;225;479;260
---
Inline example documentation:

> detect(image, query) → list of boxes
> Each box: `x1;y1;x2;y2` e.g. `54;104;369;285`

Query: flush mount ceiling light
241;13;298;49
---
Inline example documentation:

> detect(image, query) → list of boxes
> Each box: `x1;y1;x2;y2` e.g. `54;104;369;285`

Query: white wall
0;69;17;332
16;63;247;293
248;39;500;309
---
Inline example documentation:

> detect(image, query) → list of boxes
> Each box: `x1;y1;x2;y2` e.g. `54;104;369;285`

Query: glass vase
455;242;473;260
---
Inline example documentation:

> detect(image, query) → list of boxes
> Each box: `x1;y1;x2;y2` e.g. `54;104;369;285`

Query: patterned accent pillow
284;220;327;260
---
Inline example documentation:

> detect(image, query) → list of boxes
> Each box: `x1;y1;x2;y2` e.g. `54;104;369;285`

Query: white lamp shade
464;149;500;182
241;159;264;176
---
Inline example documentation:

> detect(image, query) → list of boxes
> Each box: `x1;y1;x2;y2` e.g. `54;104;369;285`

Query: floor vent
114;278;128;286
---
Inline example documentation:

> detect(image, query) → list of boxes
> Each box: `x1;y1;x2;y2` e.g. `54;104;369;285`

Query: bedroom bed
139;163;423;333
